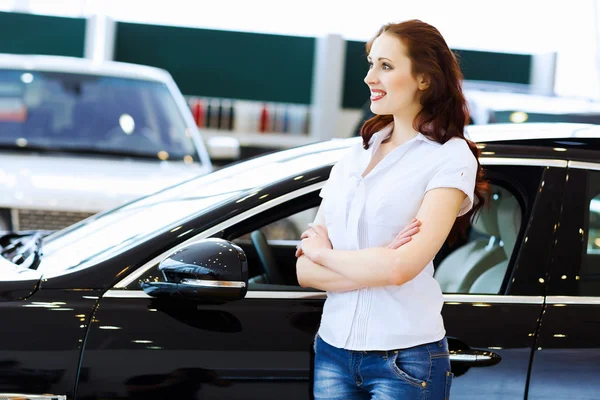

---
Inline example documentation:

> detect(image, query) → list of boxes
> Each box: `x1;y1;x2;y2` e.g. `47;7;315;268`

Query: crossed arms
295;187;467;291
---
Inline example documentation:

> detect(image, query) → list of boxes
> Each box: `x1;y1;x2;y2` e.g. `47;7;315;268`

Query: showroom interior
1;1;600;400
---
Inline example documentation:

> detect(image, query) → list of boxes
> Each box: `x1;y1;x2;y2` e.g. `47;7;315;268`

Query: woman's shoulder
336;140;364;164
441;136;473;153
436;137;477;167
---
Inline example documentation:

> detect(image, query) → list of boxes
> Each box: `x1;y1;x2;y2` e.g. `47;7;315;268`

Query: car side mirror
206;135;240;165
141;238;248;302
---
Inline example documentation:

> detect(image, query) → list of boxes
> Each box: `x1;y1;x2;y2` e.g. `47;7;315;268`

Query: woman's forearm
315;247;402;287
296;255;363;292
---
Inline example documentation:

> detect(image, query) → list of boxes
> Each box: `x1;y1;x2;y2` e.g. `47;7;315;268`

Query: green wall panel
342;40;370;109
342;40;533;109
455;49;531;85
115;22;315;104
0;11;85;57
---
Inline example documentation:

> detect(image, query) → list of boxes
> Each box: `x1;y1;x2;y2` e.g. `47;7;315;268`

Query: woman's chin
369;104;392;116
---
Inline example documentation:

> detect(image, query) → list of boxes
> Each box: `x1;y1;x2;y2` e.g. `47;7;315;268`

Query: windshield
37;143;350;278
0;69;199;161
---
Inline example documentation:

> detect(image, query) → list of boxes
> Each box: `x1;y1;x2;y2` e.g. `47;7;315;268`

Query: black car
1;122;599;400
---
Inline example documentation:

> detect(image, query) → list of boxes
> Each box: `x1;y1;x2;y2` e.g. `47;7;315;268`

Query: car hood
0;153;209;213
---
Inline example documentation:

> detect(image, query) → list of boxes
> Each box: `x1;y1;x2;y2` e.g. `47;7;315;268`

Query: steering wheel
250;230;286;285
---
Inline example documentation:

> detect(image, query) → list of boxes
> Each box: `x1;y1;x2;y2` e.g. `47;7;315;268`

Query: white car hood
0;153;210;213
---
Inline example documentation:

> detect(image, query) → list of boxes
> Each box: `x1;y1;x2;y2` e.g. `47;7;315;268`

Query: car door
527;162;600;400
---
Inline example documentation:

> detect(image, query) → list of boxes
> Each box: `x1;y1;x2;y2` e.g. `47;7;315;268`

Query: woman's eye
382;63;392;70
367;61;374;69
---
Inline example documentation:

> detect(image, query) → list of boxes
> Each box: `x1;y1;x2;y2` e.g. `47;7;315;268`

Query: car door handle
449;349;501;367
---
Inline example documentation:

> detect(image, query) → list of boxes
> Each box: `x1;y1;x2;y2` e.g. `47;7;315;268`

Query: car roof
464;90;600;115
465;122;600;143
0;53;172;82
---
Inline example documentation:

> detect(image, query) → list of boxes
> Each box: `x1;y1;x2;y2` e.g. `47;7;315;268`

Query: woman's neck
388;113;420;146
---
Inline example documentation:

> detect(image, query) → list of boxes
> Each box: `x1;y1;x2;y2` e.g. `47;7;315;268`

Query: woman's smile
370;89;387;101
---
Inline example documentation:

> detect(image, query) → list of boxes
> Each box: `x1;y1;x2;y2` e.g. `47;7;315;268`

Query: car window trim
546;296;600;305
480;157;567;167
112;156;567;290
568;160;600;171
0;394;66;400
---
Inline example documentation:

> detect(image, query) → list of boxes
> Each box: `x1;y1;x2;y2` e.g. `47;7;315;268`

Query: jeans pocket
444;370;454;399
389;348;431;388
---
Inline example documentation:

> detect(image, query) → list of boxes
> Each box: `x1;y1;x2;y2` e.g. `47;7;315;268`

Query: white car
0;54;220;231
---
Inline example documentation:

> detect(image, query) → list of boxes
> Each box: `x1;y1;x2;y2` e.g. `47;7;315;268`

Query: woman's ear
417;74;430;91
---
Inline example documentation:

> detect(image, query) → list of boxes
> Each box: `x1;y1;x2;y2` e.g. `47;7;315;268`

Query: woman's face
364;33;426;116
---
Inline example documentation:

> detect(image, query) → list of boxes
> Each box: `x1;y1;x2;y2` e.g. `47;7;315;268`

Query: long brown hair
361;19;490;245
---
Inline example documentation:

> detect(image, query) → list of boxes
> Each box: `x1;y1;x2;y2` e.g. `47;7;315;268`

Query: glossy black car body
1;122;599;400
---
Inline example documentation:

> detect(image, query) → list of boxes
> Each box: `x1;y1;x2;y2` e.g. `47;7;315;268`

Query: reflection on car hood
0;153;209;213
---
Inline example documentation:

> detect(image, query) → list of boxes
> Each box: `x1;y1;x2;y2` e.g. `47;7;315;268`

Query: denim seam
444;371;454;400
389;352;428;389
348;350;354;386
355;352;363;386
425;345;433;389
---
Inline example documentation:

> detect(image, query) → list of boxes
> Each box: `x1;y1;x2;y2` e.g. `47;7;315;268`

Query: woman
295;19;488;399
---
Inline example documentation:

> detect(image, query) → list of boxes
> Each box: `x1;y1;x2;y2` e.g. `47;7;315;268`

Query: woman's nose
364;68;378;85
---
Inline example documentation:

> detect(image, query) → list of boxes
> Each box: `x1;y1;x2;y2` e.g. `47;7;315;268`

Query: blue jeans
313;335;453;400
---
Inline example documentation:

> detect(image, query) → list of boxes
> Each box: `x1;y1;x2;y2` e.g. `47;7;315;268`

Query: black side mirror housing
141;238;248;302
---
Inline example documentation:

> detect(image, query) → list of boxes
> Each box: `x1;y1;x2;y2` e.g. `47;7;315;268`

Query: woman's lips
370;90;386;101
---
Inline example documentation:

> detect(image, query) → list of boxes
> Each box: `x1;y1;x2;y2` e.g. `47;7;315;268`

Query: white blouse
318;124;478;351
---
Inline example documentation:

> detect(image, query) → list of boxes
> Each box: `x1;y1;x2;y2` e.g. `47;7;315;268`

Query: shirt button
421;382;427;387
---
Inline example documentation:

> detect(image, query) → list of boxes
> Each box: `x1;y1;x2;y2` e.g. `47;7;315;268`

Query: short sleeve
425;139;478;217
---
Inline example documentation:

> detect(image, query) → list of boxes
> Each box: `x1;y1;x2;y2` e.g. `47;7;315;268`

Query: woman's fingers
308;223;328;237
386;219;421;249
403;226;420;237
395;219;421;239
398;218;421;235
388;236;412;249
295;241;304;257
301;228;316;239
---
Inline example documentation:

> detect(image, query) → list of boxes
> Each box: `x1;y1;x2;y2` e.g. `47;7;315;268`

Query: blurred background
2;0;600;231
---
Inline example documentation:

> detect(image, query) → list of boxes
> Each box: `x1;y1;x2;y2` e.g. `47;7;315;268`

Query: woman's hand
295;223;332;260
386;218;421;249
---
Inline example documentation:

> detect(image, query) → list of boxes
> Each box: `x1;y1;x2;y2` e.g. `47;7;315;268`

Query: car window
124;194;321;291
0;69;198;161
580;177;600;295
234;206;318;288
434;184;523;294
